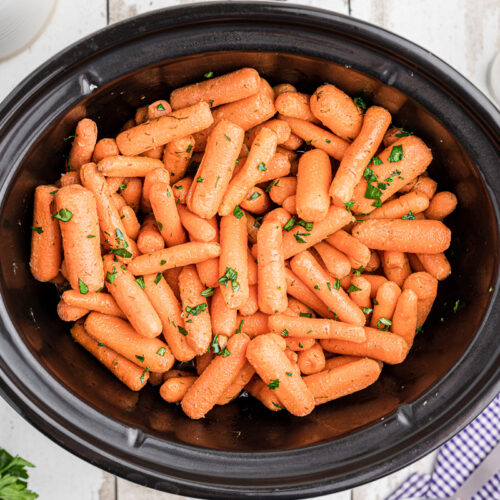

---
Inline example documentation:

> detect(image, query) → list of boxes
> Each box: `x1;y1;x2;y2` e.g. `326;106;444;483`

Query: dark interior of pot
1;51;497;452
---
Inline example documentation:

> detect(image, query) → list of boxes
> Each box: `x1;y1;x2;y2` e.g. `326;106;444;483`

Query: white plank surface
0;0;498;499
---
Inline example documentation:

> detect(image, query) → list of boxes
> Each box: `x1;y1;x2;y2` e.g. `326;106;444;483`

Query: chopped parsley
134;276;145;289
157;103;165;111
281;329;289;337
334;279;341;290
53;208;73;222
154;273;162;284
362;307;373;314
294;232;310;243
78;279;88;294
395;129;413;138
109;248;132;258
247;191;261;201
196;176;204;183
106;271;117;284
233;205;244;219
185;303;207;317
402;210;415;220
388;145;404;162
283;216;297;232
268;379;280;390
376;317;392;331
204;71;213;78
344;201;355;213
31;226;43;234
354;96;367;111
201;287;214;297
300;312;312;318
135;354;145;363
157;347;166;356
347;284;361;293
257;162;267;172
178;325;189;336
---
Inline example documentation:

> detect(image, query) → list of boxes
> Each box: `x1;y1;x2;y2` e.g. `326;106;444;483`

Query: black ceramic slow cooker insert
0;3;498;499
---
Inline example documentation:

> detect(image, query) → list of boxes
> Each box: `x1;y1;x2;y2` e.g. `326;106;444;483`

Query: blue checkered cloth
386;394;500;500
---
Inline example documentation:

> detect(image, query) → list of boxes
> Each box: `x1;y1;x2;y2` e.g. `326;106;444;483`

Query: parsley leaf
0;448;38;500
268;379;280;390
109;248;132;258
354;96;367;111
52;208;73;222
257;162;267;171
283;216;297;232
78;279;88;295
201;287;214;297
178;325;189;336
247;191;261;201
294;232;310;243
344;201;355;213
134;276;145;289
204;71;213;78
402;210;416;220
388;145;404;162
31;226;43;234
376;317;392;331
185;303;207;317
233;205;244;219
347;284;361;293
154;273;162;284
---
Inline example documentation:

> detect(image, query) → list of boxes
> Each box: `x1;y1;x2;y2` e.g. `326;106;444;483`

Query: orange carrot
327;229;371;269
279;116;349;161
391;288;418;348
189;217;220;288
304;357;382;405
62;290;125;318
275;92;318;122
239;285;259;317
119;206;140;240
329;106;391;206
68;118;97;171
160;376;197;403
366;191;429;219
55;185;104;292
268;176;297;205
246;333;315;416
247;249;258;286
246;377;283;411
408;253;426;273
362;274;388;298
258;221;288;314
97;155;164;177
245;211;260;244
314;242;351;279
297;343;326;375
60;172;81;187
281;132;303;151
71;321;149;391
103;255;162;338
196;352;214;375
170;68;260;110
84;312;174;372
290;251;366;325
92;138;119;163
150;181;187;247
219;213;249;308
269;314;366;342
120;177;142;211
143;273;196;362
137;214;165;254
236;312;269;337
177;204;217;242
240;187;272;214
161;135;195;183
30;185;62;282
262;207;293;227
181;333;250;419
211;286;238;337
349;276;372;311
178;265;212;354
351;136;433;214
285;268;330;317
116;102;214;156
128;241;221;275
296;149;332;221
321;326;409;364
365;251;381;272
273;83;297;96
381;251;411;287
141;167;170;213
417;253;451;280
282;205;354;259
352;219;451;254
246;119;291;146
310;84;363;141
424;191;457;220
259;152;291;182
216;361;255;405
57;300;88;321
370;280;401;329
282;195;297;215
412;176;437;200
172;177;193;204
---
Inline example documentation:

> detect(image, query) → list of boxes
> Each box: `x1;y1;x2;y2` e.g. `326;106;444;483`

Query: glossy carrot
30;185;62;282
268;176;297;205
181;333;250;419
216;362;255;405
68;118;97;171
297;343;326;375
366;191;430;219
314;242;350;279
172;177;193;204
147;100;172;119
349;276;372;311
240;187;272;214
92;138;119;163
119;206;140;240
327;230;371;269
211;286;238;337
160;376;197;403
177;204;217;242
60;172;81;187
370;280;401;329
120;177;142;211
190;216;220;288
412;176;437;200
417;252;451;281
329;106;391;206
424;191;457;220
246;377;283;411
282;195;297;215
97;156;164;177
239;285;259;317
285;268;330;318
62;290;125;318
362;274;388;298
352;219;451;254
141;167;170;212
136;214;165;254
55;185;104;292
236;311;269;337
273;83;297;96
391;288;418;348
57;300;88;321
246;119;291;146
403;272;438;327
275;92;318;122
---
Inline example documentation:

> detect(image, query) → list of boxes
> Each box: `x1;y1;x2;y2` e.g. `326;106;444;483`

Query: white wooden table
0;1;498;499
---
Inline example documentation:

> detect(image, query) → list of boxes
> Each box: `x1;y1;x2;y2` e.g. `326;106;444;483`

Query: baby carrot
262;207;293;228
279;116;349;161
327;229;371;269
366;191;429;219
219;127;278;216
417;253;451;280
268;176;297;205
236;312;269;337
60;172;81;187
352;219;451;254
269;314;366;342
172;177;193;204
147;100;171;120
120;177;142;211
246;377;283;411
150;181;187;247
324;355;362;369
246;333;315;416
62;290;125;318
196;353;214;375
240;187;272;214
259;152;292;182
282;132;303;151
211;286;238;337
391;288;418;348
141;167;170;213
116;101;214;156
285;268;330;317
57;300;88;321
97;156;164;177
137;214;165;254
282;195;297;214
314;242;351;279
310;84;363;141
181;333;250;419
30;185;62;282
383;127;404;147
128;241;221;275
179;265;212;354
275;92;318;122
291;251;366;326
92;138;119;163
424;191;457;220
351;136;433;214
297;343;326;375
371;280;401;330
329;106;391;206
239;285;259;317
170;68;260;110
284;338;316;351
246;119;291;146
84;312;174;372
258;221;288;314
216;362;255;405
111;192;126;211
55;185;104;292
119;206;140;240
349;276;372;311
282;205;354;259
160;376;197;403
71;321;149;391
103;255;162;338
178;205;217;242
162;135;195;183
80;163;137;258
365;251;381;272
219;213;249;308
296;149;332;222
190;217;220;288
362;274;388;298
143;273;196;362
188;120;245;219
273;83;297;96
68;118;97;171
412;176;437;200
304;357;382;405
408;253;426;273
321;326;409;364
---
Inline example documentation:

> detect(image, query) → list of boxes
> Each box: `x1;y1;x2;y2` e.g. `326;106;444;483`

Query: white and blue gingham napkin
387;394;500;500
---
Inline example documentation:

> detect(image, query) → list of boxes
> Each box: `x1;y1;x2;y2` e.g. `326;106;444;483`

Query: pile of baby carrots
29;67;457;419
